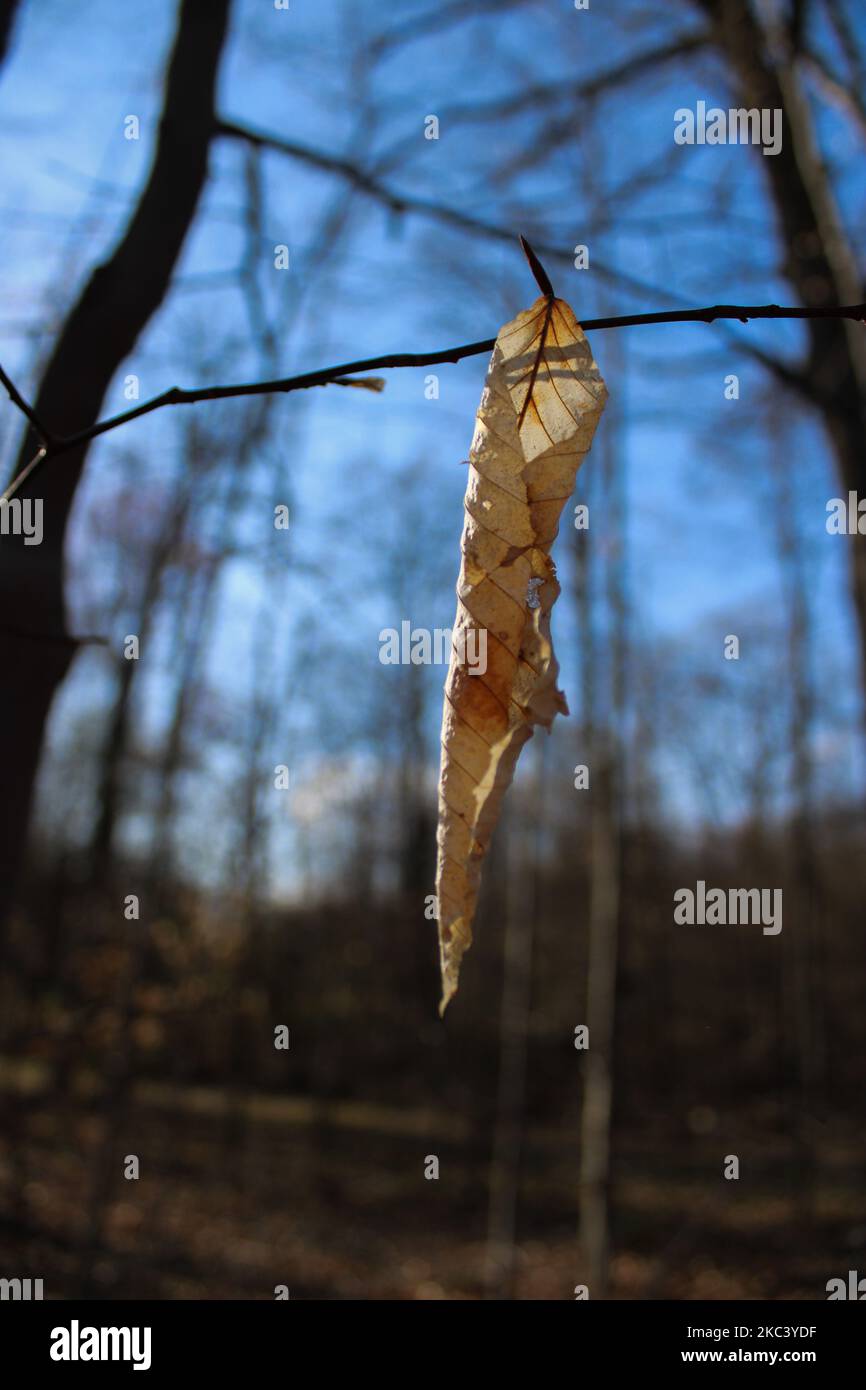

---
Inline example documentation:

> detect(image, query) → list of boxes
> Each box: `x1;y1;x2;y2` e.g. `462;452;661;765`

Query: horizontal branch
0;623;107;647
2;299;864;504
360;32;710;179
215;116;677;309
372;32;710;154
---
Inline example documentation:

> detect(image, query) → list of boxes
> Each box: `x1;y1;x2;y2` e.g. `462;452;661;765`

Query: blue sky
1;0;864;887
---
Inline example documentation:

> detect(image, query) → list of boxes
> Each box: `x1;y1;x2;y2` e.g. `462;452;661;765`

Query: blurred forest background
1;0;865;1299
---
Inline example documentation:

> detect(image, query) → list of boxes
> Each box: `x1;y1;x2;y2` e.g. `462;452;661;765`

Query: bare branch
2;445;47;498
801;45;866;142
826;0;866;93
368;0;521;60
214;116;683;308
215;118;406;210
2;298;862;503
0;624;107;647
0;364;54;446
367;32;710;176
711;324;819;404
519;236;555;299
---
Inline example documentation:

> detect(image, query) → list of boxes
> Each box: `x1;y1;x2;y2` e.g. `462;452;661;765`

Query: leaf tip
518;235;555;300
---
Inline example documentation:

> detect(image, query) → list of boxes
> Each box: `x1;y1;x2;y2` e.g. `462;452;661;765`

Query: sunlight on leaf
435;295;607;1013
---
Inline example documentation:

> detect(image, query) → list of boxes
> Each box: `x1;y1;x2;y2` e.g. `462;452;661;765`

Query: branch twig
0;365;55;447
2;298;864;504
520;235;555;299
215;116;677;308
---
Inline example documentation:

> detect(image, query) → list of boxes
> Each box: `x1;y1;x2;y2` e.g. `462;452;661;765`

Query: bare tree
697;0;866;695
0;0;20;67
484;750;542;1298
0;0;232;924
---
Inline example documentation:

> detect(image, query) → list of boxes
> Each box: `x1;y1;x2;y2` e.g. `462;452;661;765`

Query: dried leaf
435;294;607;1013
333;375;386;392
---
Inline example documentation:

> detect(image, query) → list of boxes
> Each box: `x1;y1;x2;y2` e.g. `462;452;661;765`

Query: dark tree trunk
0;0;21;67
0;0;231;924
698;0;866;696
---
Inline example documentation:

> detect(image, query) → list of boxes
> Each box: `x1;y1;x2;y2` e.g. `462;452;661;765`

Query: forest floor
1;1061;860;1300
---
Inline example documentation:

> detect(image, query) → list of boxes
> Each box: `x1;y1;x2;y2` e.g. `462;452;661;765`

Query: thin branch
421;33;710;126
217;111;814;412
802;46;866;141
215;116;682;308
0;363;54;446
711;323;819;404
2;298;863;504
3;445;47;498
221;112;814;412
368;0;521;59
0;624;107;647
520;235;555;299
367;32;710;176
215;118;406;211
826;0;866;95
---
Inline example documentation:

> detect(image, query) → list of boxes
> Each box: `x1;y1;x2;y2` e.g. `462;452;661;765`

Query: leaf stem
519;235;556;299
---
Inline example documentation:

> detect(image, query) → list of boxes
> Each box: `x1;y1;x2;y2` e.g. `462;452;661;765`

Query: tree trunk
0;0;231;925
699;0;866;696
484;749;541;1298
0;0;21;67
576;337;627;1299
